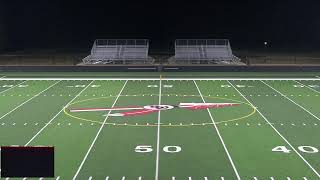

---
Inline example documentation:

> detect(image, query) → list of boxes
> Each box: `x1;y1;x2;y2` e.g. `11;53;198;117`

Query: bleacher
172;39;241;64
82;39;153;64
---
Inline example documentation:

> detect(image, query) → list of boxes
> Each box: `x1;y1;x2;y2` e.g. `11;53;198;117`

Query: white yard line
0;81;61;173
1;78;320;81
193;80;241;180
227;80;320;178
25;80;95;146
0;81;61;121
0;80;28;95
261;80;320;121
155;76;162;180
294;80;320;94
72;80;128;180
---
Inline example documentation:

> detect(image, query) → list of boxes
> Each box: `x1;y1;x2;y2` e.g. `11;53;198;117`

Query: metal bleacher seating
82;39;152;64
172;39;241;64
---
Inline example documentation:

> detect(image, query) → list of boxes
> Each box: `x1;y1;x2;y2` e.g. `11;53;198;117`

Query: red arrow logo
69;103;240;117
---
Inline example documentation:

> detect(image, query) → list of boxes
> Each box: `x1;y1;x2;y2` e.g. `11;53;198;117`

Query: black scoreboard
1;146;54;178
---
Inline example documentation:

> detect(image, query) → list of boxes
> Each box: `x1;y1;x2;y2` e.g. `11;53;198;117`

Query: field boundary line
155;75;162;180
72;80;128;180
25;80;95;146
227;80;320;178
261;80;320;121
294;80;320;94
0;80;61;121
1;78;320;81
194;80;241;180
0;80;28;95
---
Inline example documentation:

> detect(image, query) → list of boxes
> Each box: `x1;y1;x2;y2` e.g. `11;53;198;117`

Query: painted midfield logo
69;103;240;117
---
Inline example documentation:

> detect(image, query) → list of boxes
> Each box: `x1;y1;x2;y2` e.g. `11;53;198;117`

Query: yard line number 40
135;145;181;153
272;146;319;154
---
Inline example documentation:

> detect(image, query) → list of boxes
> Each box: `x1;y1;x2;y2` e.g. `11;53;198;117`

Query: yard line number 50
135;145;181;153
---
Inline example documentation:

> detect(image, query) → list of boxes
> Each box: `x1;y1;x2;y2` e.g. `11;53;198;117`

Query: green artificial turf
0;74;319;179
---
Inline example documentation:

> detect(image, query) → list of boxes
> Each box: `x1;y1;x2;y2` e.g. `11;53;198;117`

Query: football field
0;73;319;180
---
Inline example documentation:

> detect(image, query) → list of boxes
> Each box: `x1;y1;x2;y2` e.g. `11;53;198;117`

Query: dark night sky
1;0;320;52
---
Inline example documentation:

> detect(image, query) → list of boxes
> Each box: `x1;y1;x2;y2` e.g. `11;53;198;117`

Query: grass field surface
0;73;319;180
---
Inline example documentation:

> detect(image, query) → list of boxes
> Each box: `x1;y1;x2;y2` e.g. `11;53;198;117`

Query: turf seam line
155;75;162;180
72;80;128;180
0;80;28;95
261;80;320;122
294;80;320;94
24;80;95;146
0;80;61;122
227;80;320;178
194;80;241;180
